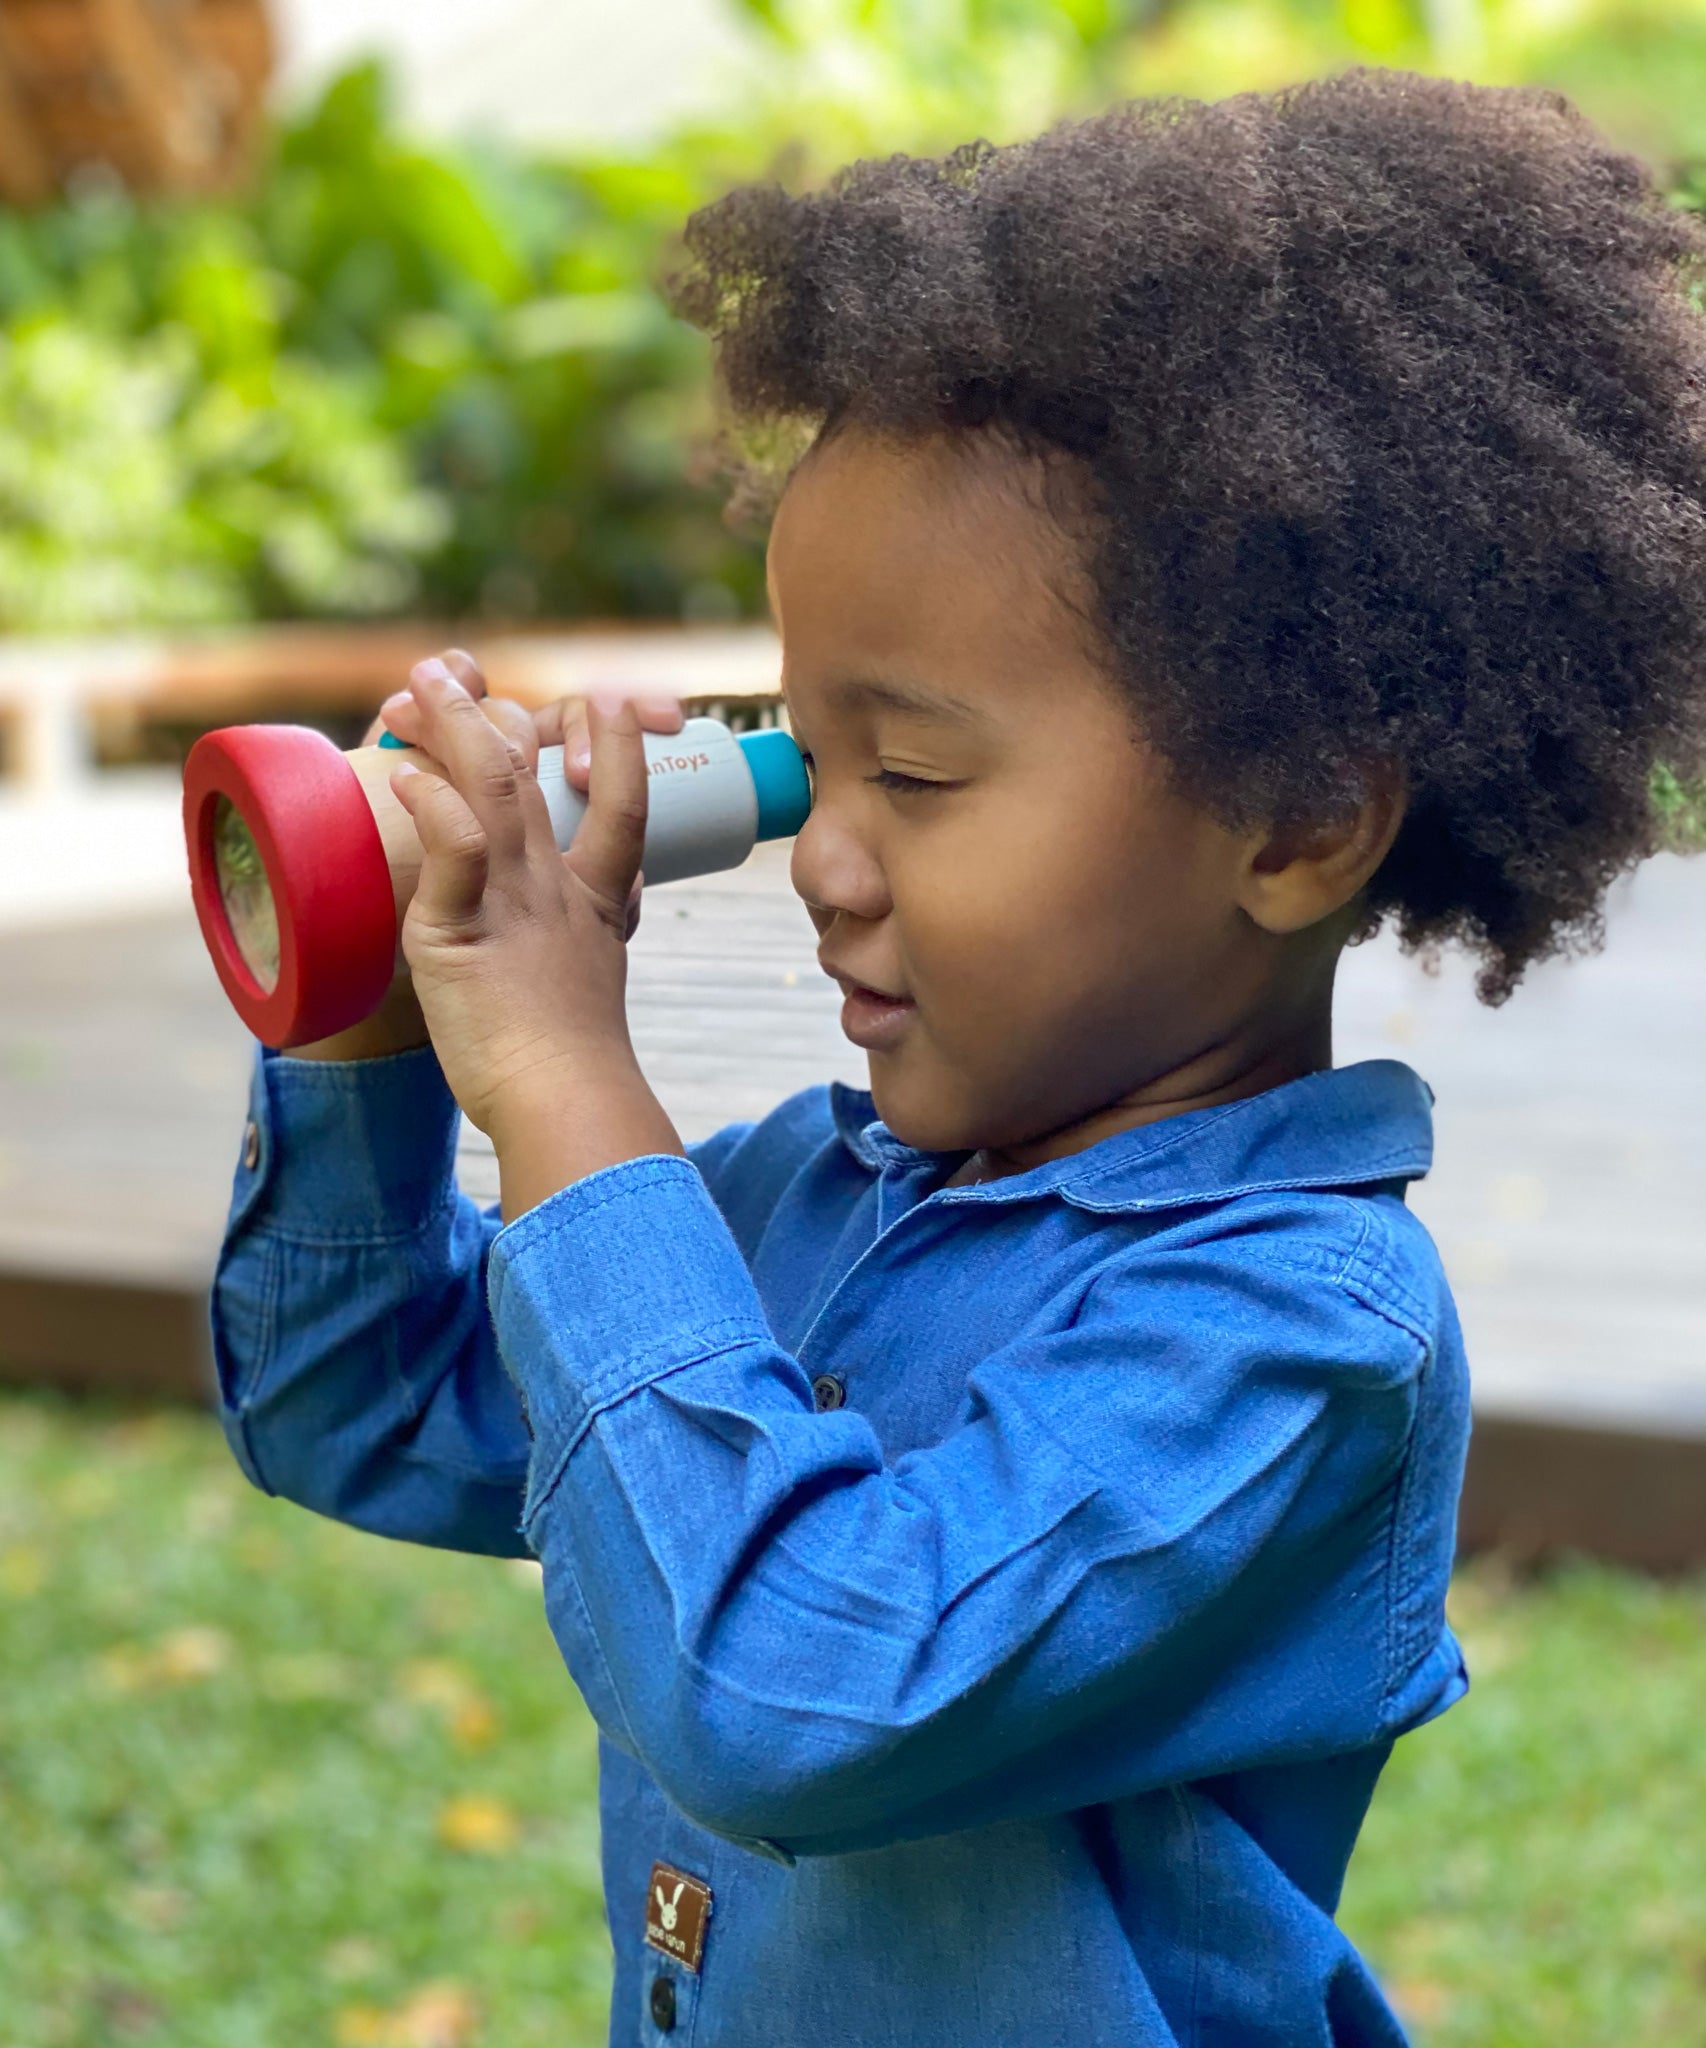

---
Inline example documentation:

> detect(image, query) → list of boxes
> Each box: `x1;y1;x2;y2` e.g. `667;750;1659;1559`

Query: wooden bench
0;622;786;793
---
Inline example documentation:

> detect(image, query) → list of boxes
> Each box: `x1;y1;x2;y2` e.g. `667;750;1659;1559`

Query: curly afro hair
669;68;1706;1002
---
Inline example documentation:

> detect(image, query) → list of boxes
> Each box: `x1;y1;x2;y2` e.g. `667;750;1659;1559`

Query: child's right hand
289;650;686;1063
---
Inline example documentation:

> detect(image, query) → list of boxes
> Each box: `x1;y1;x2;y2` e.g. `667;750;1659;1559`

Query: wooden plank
0;1266;211;1399
1459;1412;1706;1574
0;626;784;793
1;835;1703;1573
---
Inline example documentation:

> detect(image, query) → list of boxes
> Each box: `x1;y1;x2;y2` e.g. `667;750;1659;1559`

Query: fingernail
410;657;450;684
390;760;421;780
571;745;591;770
381;690;411;714
589;687;628;719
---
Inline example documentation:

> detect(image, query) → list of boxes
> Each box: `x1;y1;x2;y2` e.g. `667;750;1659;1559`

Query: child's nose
790;802;891;925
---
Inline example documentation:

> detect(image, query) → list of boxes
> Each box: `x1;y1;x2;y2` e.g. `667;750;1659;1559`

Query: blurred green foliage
0;63;758;632
0;0;1701;649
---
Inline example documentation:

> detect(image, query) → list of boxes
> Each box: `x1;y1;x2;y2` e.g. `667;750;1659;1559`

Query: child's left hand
390;660;683;1212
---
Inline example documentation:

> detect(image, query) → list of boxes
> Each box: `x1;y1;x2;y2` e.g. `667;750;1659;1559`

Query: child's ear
1234;761;1407;937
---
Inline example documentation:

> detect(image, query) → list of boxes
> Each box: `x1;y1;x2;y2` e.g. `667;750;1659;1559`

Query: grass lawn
2;1393;1705;2047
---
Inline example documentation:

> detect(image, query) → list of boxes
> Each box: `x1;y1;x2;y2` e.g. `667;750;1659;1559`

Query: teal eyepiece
739;728;812;840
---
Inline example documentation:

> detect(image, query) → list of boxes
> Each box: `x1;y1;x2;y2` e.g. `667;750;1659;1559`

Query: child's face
771;429;1346;1161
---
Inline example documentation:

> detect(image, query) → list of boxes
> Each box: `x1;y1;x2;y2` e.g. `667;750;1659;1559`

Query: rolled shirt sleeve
489;1152;1459;1859
212;1044;533;1556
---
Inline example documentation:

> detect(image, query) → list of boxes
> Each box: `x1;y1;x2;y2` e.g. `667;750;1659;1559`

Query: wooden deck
2;842;1703;1565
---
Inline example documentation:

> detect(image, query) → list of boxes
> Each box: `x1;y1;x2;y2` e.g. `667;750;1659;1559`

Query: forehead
767;428;1093;688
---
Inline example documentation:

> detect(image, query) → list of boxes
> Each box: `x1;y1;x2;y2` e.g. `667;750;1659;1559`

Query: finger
479;695;541;773
377;691;423;747
535;689;685;792
568;691;649;918
390;762;489;928
373;648;487;747
406;661;532;866
624;873;644;943
378;691;537;768
439;648;489;699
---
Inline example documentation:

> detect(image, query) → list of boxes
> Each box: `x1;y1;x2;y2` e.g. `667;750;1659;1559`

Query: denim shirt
213;1047;1469;2048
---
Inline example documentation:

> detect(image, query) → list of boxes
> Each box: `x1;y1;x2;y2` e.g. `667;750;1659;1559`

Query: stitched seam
215;1234;280;1494
519;1330;770;1527
571;1317;771;1418
553;1550;644;1756
1319;1194;1436;1349
1378;1384;1427;1708
1056;1150;1433;1214
252;1233;281;1412
493;1155;702;1263
255;1186;463;1248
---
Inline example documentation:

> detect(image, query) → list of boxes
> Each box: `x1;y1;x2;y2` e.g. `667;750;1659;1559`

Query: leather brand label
644;1861;712;1974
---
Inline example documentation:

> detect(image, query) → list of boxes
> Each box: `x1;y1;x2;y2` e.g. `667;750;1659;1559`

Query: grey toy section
537;719;759;885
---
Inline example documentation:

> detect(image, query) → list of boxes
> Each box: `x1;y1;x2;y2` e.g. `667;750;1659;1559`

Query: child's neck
976;1003;1336;1182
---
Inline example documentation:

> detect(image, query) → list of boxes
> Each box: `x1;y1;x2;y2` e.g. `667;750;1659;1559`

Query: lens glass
213;795;280;993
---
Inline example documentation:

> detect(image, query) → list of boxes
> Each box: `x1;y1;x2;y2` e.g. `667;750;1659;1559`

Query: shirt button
241;1119;261;1171
811;1374;846;1413
649;1974;677;2031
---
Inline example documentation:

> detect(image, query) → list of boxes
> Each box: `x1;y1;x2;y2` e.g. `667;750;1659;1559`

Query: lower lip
840;985;918;1051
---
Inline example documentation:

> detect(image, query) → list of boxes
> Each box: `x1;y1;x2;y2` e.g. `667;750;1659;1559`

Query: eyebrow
823;674;993;728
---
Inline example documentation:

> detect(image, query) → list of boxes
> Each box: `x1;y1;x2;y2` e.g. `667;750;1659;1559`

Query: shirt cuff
487;1155;772;1495
230;1041;464;1242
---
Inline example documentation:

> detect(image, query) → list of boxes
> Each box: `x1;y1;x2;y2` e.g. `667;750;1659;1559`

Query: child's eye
867;766;957;794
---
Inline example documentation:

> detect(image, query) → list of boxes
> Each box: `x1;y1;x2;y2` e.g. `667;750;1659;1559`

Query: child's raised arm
491;1148;1469;1860
213;1042;533;1556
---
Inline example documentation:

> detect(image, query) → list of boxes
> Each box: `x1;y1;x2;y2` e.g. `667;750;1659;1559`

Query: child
212;69;1706;2047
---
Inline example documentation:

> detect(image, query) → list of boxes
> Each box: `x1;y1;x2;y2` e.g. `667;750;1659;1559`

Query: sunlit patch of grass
1341;1556;1706;2046
5;1392;1706;2046
0;1395;609;2048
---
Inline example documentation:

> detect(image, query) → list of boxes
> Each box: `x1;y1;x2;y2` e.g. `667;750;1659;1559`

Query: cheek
893;806;1135;979
894;800;1224;1045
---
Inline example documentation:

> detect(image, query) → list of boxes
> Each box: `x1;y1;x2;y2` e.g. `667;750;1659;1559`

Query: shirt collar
828;1060;1434;1213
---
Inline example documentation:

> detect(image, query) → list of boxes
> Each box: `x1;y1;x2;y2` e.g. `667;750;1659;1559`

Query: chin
864;1057;983;1155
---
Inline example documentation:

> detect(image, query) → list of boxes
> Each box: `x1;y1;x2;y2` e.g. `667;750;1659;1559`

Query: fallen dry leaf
436;1795;519;1855
402;1660;475;1710
449;1698;498;1751
100;1626;233;1693
401;1661;497;1747
1390;1978;1453;2026
335;1982;479;2048
156;1627;232;1681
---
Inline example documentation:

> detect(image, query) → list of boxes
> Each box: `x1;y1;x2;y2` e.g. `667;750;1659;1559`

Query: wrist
489;1052;683;1222
289;972;429;1062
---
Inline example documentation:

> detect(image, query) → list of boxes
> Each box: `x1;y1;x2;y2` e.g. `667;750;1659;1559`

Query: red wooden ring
183;725;397;1048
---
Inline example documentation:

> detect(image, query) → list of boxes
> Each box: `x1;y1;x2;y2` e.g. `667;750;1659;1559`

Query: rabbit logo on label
644;1861;712;1974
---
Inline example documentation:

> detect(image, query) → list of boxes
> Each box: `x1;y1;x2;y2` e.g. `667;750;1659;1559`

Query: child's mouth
825;971;918;1051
